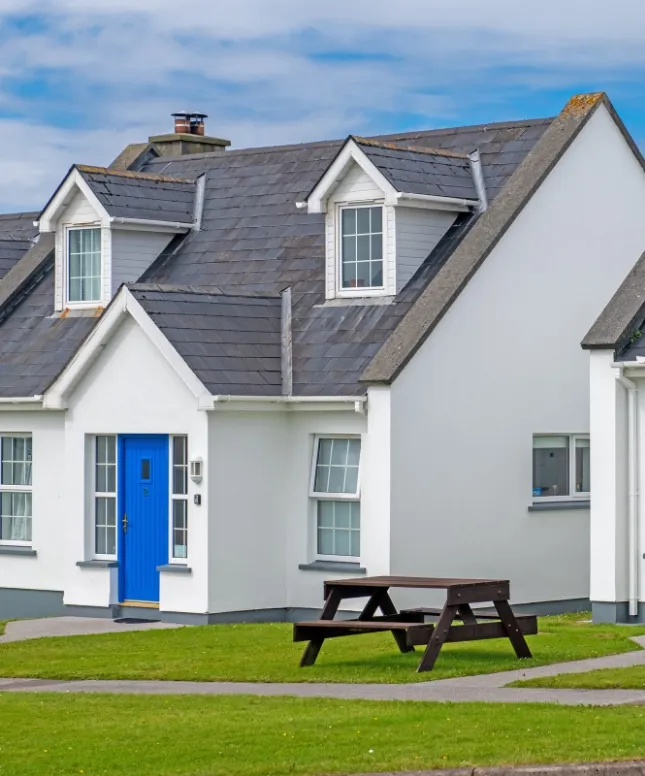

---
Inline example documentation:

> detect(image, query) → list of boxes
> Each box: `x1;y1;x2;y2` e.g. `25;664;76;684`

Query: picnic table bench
293;575;537;672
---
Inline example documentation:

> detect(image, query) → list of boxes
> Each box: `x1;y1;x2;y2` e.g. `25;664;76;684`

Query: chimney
149;111;231;157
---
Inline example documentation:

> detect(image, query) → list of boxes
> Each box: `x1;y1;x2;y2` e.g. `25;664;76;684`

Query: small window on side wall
68;227;101;304
310;437;361;560
532;435;590;500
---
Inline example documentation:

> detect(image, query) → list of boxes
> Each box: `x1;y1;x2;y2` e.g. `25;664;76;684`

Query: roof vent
148;111;231;157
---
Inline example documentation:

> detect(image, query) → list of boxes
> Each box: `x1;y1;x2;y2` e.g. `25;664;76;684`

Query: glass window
340;206;383;290
0;436;33;543
311;437;361;559
94;435;116;557
575;438;590;494
171;436;188;559
532;435;590;499
68;228;101;303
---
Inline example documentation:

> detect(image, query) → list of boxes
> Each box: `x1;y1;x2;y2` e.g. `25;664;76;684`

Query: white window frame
0;434;33;547
309;435;361;562
169;435;189;562
532;433;590;503
93;435;117;560
335;203;386;299
65;225;103;309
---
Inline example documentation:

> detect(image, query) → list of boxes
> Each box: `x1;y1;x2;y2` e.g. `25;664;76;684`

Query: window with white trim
0;435;33;544
340;206;384;290
68;227;101;303
171;436;188;559
532;435;590;500
94;436;117;557
310;437;361;559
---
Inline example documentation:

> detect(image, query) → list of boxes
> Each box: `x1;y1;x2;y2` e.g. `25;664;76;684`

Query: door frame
117;433;169;605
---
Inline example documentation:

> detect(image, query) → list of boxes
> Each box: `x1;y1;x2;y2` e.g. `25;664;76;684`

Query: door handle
122;513;128;533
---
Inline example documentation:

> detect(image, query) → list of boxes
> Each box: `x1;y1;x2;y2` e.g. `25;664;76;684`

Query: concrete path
0;616;183;643
1;623;645;705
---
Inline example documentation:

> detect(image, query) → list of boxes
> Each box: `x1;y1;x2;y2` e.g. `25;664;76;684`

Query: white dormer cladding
305;138;481;300
37;167;196;312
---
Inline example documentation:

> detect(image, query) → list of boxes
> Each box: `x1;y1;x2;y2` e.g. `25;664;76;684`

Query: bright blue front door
119;435;169;604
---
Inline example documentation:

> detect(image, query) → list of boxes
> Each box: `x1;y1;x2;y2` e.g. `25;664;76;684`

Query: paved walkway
0;616;183;643
1;619;645;705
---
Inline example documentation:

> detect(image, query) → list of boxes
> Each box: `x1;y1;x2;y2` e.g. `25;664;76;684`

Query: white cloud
1;0;645;209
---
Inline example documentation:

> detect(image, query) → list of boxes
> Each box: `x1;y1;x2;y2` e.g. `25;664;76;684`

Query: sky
2;0;645;211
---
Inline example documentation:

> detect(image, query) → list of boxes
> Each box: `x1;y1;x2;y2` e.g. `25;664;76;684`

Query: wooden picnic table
293;575;537;672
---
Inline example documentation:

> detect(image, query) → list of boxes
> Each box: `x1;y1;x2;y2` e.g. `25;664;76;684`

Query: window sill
299;561;366;574
156;564;192;574
76;560;118;568
528;500;590;512
0;545;36;556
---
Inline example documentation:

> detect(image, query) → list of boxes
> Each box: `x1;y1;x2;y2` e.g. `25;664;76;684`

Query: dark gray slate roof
582;249;645;355
129;284;282;395
0;212;38;281
76;165;196;224
0;111;557;397
354;138;478;200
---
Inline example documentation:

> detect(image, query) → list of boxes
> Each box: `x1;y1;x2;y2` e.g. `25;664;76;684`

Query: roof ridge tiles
75;165;196;185
352;136;470;159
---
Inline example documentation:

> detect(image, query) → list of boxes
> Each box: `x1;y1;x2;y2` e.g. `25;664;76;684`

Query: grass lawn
513;664;645;690
0;614;644;684
2;694;645;775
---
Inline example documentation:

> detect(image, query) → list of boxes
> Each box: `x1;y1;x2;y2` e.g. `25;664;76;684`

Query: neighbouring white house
583;243;645;623
1;95;645;623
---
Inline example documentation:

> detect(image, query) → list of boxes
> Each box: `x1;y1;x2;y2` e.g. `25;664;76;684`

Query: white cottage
1;95;644;623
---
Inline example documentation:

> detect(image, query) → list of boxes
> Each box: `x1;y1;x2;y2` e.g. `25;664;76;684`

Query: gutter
0;396;43;405
109;216;192;231
395;191;479;209
205;395;367;413
616;367;640;617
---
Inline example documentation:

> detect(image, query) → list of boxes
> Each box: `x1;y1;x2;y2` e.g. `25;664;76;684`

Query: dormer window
68;227;101;304
341;206;383;291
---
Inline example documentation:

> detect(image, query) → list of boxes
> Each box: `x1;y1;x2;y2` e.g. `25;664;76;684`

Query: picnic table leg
375;590;415;654
457;604;478;625
299;588;343;667
493;599;532;659
417;604;459;672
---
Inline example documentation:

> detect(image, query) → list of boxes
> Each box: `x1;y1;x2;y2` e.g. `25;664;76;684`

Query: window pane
576;439;591;493
355;261;370;288
350;501;360;529
370;207;382;233
356;208;370;234
173;436;187;466
342;260;357;288
328;465;346;493
172;499;188;559
342;236;356;263
106;436;116;464
141;459;151;480
344;465;359;494
533;437;569;497
347;439;361;466
317;439;333;466
317;527;334;556
350;530;360;558
370;261;383;287
334;530;350;556
371;233;383;262
317;500;334;527
356;234;370;262
330;439;348;465
342;208;356;235
334;501;350;528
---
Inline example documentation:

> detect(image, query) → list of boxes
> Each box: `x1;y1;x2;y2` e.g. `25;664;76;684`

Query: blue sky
2;0;645;210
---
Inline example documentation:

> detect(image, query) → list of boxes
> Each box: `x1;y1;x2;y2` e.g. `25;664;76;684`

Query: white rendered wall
111;230;173;295
389;103;645;606
62;315;210;613
0;410;66;594
394;207;457;292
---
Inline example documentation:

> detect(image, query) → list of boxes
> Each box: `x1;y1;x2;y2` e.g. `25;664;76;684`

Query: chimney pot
171;111;208;136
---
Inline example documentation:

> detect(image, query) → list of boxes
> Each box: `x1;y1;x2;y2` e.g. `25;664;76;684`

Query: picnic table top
325;575;509;590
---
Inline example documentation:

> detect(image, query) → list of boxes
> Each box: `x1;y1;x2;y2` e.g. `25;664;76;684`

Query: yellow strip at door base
120;600;160;610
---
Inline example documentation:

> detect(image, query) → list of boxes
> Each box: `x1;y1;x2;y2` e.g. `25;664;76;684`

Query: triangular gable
37;167;111;232
43;285;211;409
